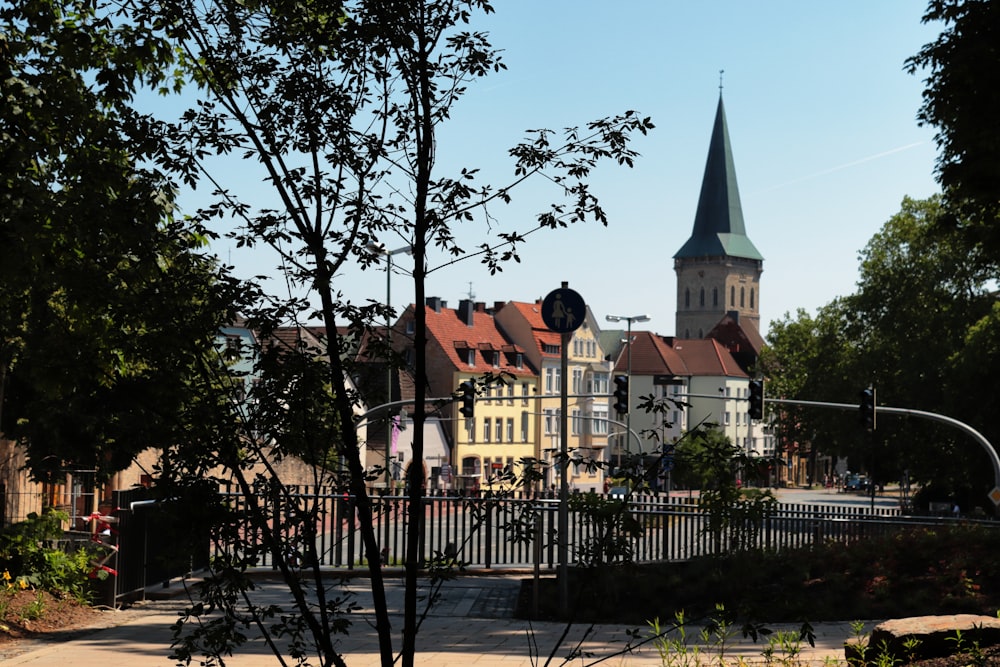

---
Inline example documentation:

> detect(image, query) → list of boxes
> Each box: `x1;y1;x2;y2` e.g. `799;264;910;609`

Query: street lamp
368;243;411;490
605;314;650;473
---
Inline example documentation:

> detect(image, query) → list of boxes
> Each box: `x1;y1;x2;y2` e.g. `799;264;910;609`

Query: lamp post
605;313;650;473
369;243;411;490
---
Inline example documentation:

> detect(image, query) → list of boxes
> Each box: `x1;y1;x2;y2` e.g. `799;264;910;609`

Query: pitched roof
707;313;765;358
421;303;535;376
612;331;689;376
670;338;748;378
506;300;563;360
674;95;764;262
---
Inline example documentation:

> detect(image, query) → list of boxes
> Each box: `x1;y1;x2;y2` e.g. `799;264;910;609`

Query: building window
545;368;561;394
750;288;755;309
466;418;475;441
495;419;503;442
592;408;609;434
521;382;530;406
699;288;705;307
544;409;560;435
506;418;514;442
406;320;415;335
521;412;529;442
571;409;582;435
461;456;480;477
466;349;475;366
515;352;523;369
685;288;690;308
740;287;745;307
507;383;514;405
572;368;583;394
483;418;491;442
713;287;719;307
723;411;731;426
730;286;735;306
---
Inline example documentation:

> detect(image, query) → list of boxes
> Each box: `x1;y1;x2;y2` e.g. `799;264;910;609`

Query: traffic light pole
770;397;1000;506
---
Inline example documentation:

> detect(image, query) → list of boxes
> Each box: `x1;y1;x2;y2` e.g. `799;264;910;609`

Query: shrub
0;508;97;602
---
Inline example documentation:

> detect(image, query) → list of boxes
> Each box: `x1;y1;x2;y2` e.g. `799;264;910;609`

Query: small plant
901;636;922;664
847;620;870;667
763;629;805;664
701;603;738;666
18;592;46;621
648;610;703;667
871;639;902;667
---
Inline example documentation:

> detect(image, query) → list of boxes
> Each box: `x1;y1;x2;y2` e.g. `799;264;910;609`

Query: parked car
844;474;871;491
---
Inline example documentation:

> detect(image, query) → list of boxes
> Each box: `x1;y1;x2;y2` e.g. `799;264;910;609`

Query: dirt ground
0;589;105;639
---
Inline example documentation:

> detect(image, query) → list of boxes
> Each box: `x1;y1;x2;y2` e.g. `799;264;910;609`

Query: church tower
674;94;764;338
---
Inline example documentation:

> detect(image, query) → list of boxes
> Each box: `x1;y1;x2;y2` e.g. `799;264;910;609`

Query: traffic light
748;379;764;420
612;375;629;414
459;380;476;418
859;387;876;430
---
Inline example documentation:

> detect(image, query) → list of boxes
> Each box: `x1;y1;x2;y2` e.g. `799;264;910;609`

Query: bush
0;508;97;602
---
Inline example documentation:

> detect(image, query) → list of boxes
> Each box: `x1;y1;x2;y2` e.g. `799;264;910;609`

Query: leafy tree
85;1;656;666
759;302;858;477
763;197;1000;506
0;0;234;481
672;425;777;552
906;0;1000;256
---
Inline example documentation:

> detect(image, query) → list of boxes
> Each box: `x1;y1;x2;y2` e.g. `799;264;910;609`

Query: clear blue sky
201;1;943;338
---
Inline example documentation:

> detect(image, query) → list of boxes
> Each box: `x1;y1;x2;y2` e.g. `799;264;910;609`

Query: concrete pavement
3;574;867;666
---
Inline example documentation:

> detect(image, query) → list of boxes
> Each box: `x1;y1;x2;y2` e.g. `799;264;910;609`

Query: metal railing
211;489;988;570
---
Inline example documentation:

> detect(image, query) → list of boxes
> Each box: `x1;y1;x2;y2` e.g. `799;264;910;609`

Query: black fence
96;488;211;607
214;489;981;570
93;488;996;607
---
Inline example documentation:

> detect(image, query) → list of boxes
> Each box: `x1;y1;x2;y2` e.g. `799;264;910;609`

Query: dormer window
454;340;476;366
514;352;523;369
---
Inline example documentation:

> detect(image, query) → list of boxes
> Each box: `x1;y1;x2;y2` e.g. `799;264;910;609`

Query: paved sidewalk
3;575;866;666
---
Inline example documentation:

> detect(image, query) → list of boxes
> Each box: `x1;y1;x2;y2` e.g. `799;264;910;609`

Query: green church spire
674;95;763;261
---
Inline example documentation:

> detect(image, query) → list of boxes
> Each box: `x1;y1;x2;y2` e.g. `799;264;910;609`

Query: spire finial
719;69;724;94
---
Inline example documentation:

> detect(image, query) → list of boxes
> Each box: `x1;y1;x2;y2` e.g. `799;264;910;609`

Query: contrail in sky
759;141;927;193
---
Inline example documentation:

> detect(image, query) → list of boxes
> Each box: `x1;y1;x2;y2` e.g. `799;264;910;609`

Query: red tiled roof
506;300;562;358
421;304;535;376
614;331;689;375
671;338;747;378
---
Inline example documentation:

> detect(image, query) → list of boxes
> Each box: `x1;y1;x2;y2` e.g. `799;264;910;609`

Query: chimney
458;299;475;327
426;296;442;313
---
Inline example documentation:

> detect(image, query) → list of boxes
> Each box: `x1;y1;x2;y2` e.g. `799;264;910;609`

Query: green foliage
567;491;642;567
762;196;1000;498
0;508;96;602
0;0;238;482
906;0;1000;252
528;523;1000;626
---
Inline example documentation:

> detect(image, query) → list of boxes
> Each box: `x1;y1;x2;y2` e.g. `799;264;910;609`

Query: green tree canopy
0;1;236;481
906;0;1000;262
763;197;1000;506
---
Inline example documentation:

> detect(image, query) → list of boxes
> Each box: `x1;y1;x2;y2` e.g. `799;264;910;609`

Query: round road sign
541;287;586;333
